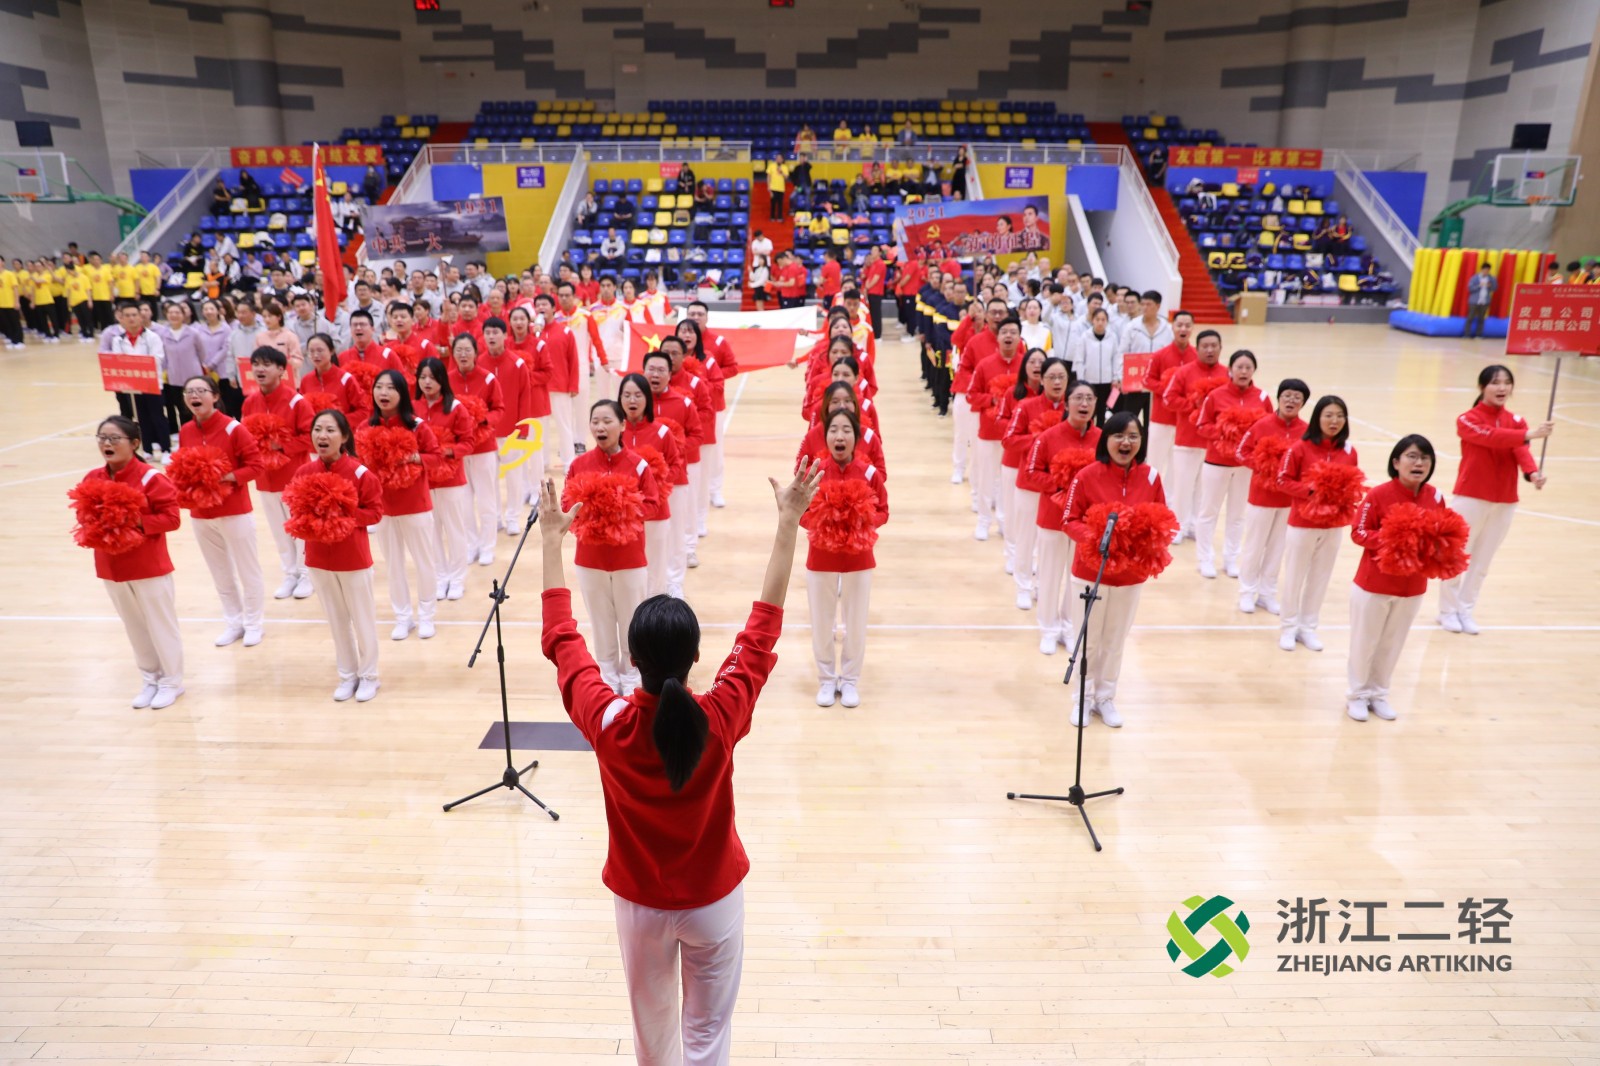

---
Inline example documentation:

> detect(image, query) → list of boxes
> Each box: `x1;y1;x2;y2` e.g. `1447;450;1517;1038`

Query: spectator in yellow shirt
85;251;115;331
112;252;137;299
135;250;162;307
29;260;60;342
0;261;22;348
63;267;93;340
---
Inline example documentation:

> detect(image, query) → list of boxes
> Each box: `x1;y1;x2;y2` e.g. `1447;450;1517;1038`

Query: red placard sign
99;352;161;394
1236;167;1260;185
1122;350;1153;393
659;162;682;180
1170;146;1323;169
237;356;260;395
1505;283;1600;355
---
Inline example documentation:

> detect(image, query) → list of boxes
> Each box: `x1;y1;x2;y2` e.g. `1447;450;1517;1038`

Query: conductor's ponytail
628;594;706;792
652;677;708;792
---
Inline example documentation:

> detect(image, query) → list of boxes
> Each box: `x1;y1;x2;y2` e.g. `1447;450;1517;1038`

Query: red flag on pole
312;144;345;323
625;323;802;375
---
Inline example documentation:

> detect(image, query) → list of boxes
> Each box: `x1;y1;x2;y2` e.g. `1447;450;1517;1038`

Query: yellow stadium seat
1226;252;1247;270
673;208;690;227
533;114;549;126
415;126;430;137
985;124;1001;137
1338;274;1360;293
556;124;571;137
793;211;812;225
346;138;361;146
1260;182;1275;196
1150;115;1166;127
330;181;348;195
663;124;677;135
647;124;662;135
395;114;410;125
1067;138;1082;148
1287;200;1305;215
649;229;668;246
521;137;535;147
236;233;256;249
629;228;649;244
651;111;666;122
892;111;907;122
939;100;954;111
878;123;893;136
535;100;552;111
953;100;970;111
1221;182;1240;197
185;271;203;289
577;101;596;112
653;211;672;226
400;126;416;138
940;124;955;137
474;137;489;146
1022;138;1037;147
1262;214;1281;231
1207;252;1227;269
706;136;721;145
601;124;616;136
1197;140;1213;148
1257;231;1275;247
646;178;662;193
1307;199;1323;214
978;101;998;112
299;250;316;266
1292;233;1311;250
662;194;680;209
1143;127;1158;140
831;228;850;246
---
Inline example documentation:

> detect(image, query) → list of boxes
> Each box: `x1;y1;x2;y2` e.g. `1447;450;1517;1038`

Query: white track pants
951;394;974;478
685;461;705;547
1437;496;1516;619
192;513;264;631
1070;578;1142;706
972;438;1003;525
1280;525;1342;633
377;512;438;625
1194;463;1250;570
257;490;305;581
613;883;744;1066
463;451;498;558
104;574;183;689
1168;445;1205;533
1347;586;1421;702
665;494;690;595
1012;486;1040;593
1035;528;1074;644
497;435;537;529
575;564;648;690
431;484;473;591
550;390;578;468
309;566;378;683
806;569;872;686
1237;504;1289;601
702;439;725;506
1147;421;1176;486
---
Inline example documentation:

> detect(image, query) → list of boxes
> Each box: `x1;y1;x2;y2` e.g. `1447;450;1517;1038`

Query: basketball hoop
1;191;36;219
1525;194;1548;205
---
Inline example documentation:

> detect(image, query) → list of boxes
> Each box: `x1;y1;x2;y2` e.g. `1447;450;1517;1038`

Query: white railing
971;143;1123;167
389;144;435;205
1326;149;1420;172
115;147;221;258
1329;148;1418;269
134;148;220;170
1116;146;1179;273
421;142;751;167
538;154;589;271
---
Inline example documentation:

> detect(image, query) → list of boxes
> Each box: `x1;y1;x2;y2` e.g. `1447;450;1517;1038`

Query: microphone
1099;509;1119;556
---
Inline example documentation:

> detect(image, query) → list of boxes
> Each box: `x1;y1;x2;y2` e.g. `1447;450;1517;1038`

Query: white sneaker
436;582;449;600
503;517;519;535
447;581;464;600
477;549;494;566
838;683;860;708
1458;611;1480;635
1237;593;1256;614
974;519;990;541
355;678;380;702
1039;634;1058;655
1070;700;1090;727
1096;700;1124;728
293;574;314;599
150;685;184;710
214;627;244;647
1198;560;1217;579
132;684;159;709
687;549;700;568
1278;629;1297;652
1171;528;1186;546
1224;560;1240;578
711;492;726;508
1296;628;1324;652
1004;559;1014;575
242;627;263;648
815;683;837;707
1257;594;1281;615
1015;590;1032;610
391;620;413;641
274;575;298;599
333;680;357;702
1346;700;1370;722
1369;698;1397;721
417;620;436;639
697;524;708;537
1440;612;1464;633
950;470;964;484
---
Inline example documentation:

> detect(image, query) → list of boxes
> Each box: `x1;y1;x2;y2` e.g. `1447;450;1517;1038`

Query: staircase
740;176;792;310
1088;122;1232;324
432;121;473;145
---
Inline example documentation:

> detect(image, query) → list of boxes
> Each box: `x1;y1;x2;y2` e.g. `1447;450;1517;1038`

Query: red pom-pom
67;479;147;554
456;394;496;448
1245;432;1291;487
1214;405;1259;450
344;360;380;397
1029;408;1064;434
564;471;645;546
166;445;233;511
1301;461;1366;526
356;424;422;489
1185;381;1214;424
241;412;294;473
634;444;671;499
300;389;345;415
427;424;463;487
1078;501;1179;581
807;479;880;554
989;375;1013;401
1049;446;1098;492
283;471;359;543
663;419;687;458
683;355;707;378
1374;502;1471;581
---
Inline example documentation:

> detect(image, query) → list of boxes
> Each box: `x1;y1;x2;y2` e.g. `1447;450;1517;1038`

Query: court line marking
721;372;751;435
0;468;82;489
0;418;102;455
1;614;1595;634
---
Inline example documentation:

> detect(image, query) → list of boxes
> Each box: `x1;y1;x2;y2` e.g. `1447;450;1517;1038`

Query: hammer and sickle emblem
498;418;545;477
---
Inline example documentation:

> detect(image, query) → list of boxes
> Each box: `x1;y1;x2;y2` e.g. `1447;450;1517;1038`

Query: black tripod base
1006;783;1125;851
443;759;559;819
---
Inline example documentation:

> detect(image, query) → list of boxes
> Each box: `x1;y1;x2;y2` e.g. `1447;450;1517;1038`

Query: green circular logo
1166;894;1251;978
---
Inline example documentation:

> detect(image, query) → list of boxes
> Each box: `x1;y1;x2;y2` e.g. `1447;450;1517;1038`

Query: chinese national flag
625;322;802;375
312;145;345;323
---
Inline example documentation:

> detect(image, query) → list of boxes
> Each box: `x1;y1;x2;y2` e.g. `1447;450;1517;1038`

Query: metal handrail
134;148;220;170
1116;146;1179;272
115;147;221;258
538;155;589;271
1326;149;1420;172
1329;148;1418;268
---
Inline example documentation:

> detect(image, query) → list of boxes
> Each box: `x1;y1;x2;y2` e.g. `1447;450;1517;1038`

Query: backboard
0;150;71;202
1490;152;1581;207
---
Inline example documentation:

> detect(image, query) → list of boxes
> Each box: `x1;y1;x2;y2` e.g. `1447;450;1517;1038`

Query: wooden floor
2;322;1598;1065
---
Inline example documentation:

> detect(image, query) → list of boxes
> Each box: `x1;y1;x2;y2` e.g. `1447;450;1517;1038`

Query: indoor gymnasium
1;1;1597;1063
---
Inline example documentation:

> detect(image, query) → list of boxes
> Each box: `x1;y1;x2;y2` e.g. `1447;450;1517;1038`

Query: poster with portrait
893;195;1050;260
360;196;511;275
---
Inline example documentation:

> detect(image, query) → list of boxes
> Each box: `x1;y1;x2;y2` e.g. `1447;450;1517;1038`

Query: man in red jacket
534;292;580;469
242;347;314;600
773;251;808;309
479;316;535;534
447;333;507;566
817;248;843;307
1144;310;1197;479
859;245;886;338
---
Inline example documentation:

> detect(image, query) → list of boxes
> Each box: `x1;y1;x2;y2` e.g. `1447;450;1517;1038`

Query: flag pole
1539;354;1561;472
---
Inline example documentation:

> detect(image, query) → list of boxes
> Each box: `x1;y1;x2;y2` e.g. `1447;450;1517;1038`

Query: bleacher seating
337;113;438;182
158;178;352;296
471;99;1091;158
1120;113;1224;170
1172;177;1398;305
566;176;751;289
784;178;903;275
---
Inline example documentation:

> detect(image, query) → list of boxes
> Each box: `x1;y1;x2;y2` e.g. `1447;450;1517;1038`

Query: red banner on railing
99;353;161;394
1170;146;1323;169
229;145;383;168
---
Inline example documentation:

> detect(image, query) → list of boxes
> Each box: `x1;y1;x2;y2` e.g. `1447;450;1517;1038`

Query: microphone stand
443;506;559;819
1007;516;1124;851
